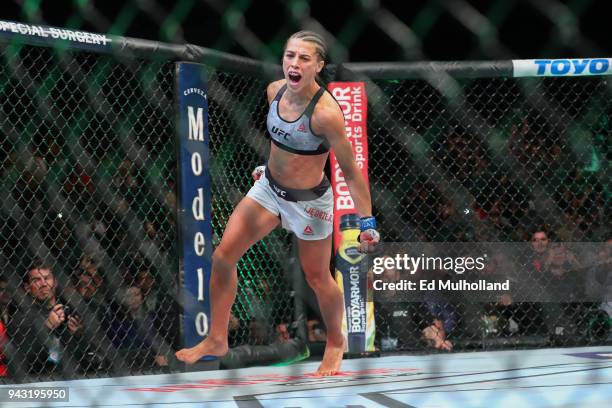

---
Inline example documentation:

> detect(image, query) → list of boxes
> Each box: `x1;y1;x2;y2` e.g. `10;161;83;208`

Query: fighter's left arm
313;103;371;217
313;102;380;252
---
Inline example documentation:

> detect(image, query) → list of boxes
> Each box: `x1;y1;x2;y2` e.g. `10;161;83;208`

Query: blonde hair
285;30;328;62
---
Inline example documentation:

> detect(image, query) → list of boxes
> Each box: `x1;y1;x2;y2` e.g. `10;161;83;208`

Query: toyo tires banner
512;58;612;77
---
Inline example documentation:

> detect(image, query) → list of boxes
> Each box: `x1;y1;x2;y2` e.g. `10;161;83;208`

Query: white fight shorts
246;167;333;240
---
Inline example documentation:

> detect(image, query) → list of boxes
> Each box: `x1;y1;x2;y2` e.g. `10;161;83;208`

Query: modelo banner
176;62;213;360
328;82;375;353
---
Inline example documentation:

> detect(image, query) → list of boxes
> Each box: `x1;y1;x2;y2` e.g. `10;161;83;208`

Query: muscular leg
175;197;279;364
298;236;345;376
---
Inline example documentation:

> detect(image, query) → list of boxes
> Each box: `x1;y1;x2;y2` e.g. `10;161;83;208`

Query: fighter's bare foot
315;338;345;376
175;337;228;364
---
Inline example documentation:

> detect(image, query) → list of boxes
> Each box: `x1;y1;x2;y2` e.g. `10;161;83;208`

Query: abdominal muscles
267;144;329;189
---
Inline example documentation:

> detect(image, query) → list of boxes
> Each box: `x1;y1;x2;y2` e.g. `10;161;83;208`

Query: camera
63;305;74;319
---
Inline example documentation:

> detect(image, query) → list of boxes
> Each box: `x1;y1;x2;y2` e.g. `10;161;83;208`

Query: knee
304;269;331;292
212;249;236;272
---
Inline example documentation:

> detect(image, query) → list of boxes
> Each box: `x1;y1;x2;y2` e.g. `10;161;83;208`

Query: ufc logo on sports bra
271;126;291;140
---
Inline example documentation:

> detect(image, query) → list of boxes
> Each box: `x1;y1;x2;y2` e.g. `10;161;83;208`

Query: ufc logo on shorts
272;184;286;197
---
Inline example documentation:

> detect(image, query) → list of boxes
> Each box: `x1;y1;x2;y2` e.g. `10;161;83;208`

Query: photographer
6;262;85;377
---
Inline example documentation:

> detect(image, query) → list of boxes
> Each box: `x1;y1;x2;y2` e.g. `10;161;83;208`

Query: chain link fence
0;41;181;380
366;73;610;352
0;38;296;381
0;25;610;384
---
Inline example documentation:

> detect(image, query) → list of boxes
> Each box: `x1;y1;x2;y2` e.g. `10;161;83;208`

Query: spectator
75;271;96;298
134;266;158;314
373;256;453;351
42;212;78;270
248;320;271;346
0;276;15;326
62;163;95;211
554;171;606;240
7;262;85;376
143;217;173;252
70;270;107;322
307;319;326;343
89;206;129;258
529;229;550;272
74;273;98;302
528;229;586;343
78;254;104;299
143;220;157;241
0;319;7;377
113;158;148;217
106;286;168;369
65;269;111;374
423;299;456;350
586;239;612;312
276;322;292;344
522;228;554;335
242;279;277;346
227;312;249;348
541;243;582;292
11;151;47;219
243;278;294;347
421;318;453;351
463;251;525;337
113;159;139;194
0;276;10;377
164;175;177;213
133;264;179;344
585;239;612;340
0;276;17;377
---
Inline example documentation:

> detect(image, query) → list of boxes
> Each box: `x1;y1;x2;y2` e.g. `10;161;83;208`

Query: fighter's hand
358;216;380;253
252;165;265;181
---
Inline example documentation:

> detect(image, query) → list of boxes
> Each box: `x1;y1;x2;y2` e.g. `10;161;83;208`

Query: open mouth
288;72;302;84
